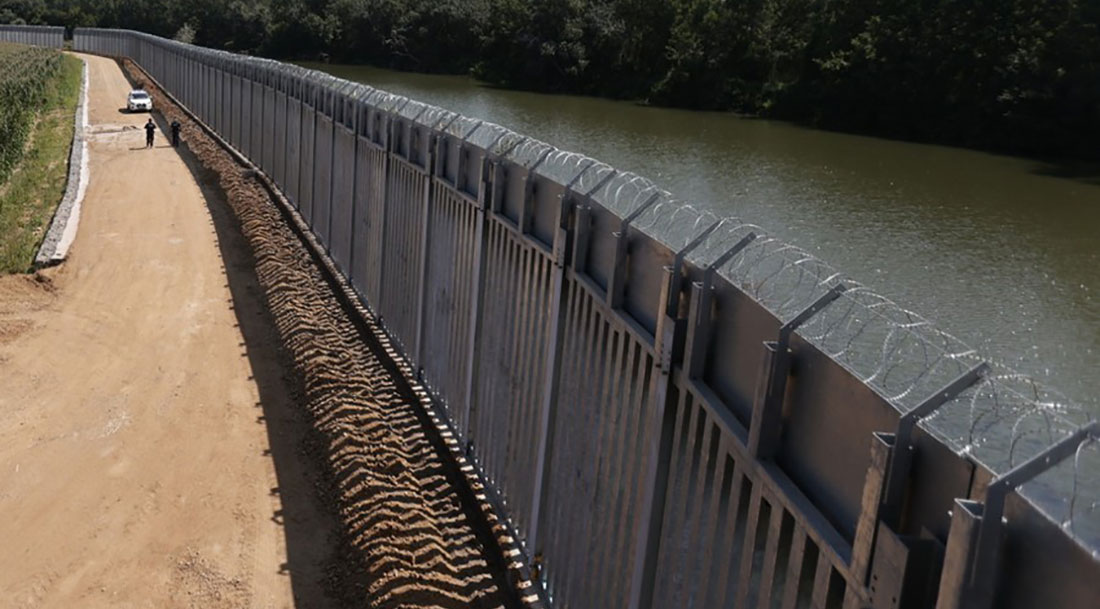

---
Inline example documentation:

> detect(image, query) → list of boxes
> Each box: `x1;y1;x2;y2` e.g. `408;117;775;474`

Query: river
300;62;1100;418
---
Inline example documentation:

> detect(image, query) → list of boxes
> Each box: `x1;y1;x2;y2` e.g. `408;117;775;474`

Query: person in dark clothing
144;118;156;148
170;120;181;147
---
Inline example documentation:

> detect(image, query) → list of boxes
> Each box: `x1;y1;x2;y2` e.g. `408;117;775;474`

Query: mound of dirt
0;271;58;345
120;59;526;608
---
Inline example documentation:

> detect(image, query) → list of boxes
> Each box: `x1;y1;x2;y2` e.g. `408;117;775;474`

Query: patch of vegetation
0;42;60;183
0;49;81;273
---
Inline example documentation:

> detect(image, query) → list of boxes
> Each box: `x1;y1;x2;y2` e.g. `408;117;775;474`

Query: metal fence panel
352;139;387;307
420;184;479;428
538;276;656;609
378;158;427;355
468;219;554;548
0;25;63;48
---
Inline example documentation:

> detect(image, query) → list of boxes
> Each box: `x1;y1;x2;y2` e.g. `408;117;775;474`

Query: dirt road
0;54;339;608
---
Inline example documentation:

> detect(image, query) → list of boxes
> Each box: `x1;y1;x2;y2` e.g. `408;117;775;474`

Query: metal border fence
72;27;1099;609
0;24;64;48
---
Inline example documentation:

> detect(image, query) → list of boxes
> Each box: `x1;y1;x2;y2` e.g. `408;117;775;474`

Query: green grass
0;53;82;273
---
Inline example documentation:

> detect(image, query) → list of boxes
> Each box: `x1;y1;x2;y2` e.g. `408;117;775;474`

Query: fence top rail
0;24;64;31
71;25;1100;555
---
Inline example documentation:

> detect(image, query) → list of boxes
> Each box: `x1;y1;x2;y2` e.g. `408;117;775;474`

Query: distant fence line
0;24;63;48
66;26;1099;609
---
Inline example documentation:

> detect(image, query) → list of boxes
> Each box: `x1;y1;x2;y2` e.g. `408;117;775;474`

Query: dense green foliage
0;50;79;273
0;42;61;185
7;0;1100;158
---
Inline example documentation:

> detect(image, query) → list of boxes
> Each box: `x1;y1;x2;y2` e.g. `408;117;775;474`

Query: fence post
682;233;757;380
324;88;339;253
606;193;659;310
413;129;437;369
850;431;895;591
747;284;847;459
626;218;720;609
373;110;394;313
346;95;362;291
937;421;1099;609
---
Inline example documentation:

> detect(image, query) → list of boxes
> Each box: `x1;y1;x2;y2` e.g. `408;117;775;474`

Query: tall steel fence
0;24;63;47
74;28;1100;609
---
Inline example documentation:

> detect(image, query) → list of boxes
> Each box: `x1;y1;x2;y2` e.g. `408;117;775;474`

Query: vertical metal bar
649;389;693;606
675;405;719;609
604;332;639;601
756;504;787;609
935;499;985;609
558;282;602;598
564;317;615;603
811;557;835;609
719;451;752;606
543;279;589;596
780;525;808;609
346;100;361;292
697;440;736;607
849;432;894;593
735;484;766;609
325;91;338;253
841;584;864;609
375;115;392;312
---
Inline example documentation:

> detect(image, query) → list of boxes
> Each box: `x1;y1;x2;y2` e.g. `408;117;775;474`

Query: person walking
144;118;156;149
170;120;181;148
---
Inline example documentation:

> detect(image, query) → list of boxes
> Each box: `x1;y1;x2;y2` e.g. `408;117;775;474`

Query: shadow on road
116;61;355;607
165;125;350;609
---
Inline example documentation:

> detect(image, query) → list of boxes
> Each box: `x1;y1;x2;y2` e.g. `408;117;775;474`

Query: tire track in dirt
119;59;523;609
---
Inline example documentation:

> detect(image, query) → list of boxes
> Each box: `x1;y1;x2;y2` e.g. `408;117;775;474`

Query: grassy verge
0;53;82;274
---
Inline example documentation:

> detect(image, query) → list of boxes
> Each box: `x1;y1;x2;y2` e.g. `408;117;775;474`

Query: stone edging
35;55;90;266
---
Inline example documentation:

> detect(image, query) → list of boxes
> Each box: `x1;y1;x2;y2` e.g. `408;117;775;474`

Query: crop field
0;43;61;184
0;43;80;273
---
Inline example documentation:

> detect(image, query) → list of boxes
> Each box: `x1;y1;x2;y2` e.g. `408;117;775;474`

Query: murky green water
302;62;1100;416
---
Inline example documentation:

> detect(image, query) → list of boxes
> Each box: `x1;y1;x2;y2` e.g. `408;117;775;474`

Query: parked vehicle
126;89;152;112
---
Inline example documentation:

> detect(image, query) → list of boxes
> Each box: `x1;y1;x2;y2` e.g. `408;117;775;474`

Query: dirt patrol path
0;54;341;607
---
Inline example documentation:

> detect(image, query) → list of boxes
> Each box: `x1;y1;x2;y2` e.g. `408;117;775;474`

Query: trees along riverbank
11;0;1100;160
0;43;81;273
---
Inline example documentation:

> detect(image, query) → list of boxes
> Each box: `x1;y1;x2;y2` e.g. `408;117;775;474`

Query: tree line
6;0;1099;160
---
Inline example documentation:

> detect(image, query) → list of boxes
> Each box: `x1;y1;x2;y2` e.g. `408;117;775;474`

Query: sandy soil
0;54;340;608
